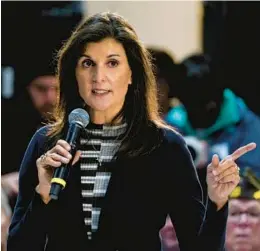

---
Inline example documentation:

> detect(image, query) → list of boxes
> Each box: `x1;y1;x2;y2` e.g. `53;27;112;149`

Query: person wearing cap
225;168;260;251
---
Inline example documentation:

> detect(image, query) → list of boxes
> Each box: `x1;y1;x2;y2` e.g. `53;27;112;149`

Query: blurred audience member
1;188;12;251
226;168;260;251
2;69;58;203
2;65;58;175
148;47;182;117
160;216;180;251
2;67;58;186
1;67;58;247
27;74;58;118
166;54;260;176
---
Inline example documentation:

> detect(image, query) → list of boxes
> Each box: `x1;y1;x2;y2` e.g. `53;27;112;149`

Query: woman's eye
108;60;119;68
82;59;93;68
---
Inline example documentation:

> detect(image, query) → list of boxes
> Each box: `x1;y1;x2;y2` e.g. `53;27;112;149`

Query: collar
85;122;127;137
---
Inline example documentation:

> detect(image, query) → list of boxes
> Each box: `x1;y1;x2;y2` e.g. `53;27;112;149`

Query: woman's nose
92;66;105;83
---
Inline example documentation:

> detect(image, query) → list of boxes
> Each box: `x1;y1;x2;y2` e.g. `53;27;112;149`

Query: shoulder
31;125;50;143
154;126;200;192
27;125;53;154
161;126;187;148
151;126;192;163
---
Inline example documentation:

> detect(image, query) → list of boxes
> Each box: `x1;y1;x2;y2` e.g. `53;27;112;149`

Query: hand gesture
36;140;81;204
207;143;256;208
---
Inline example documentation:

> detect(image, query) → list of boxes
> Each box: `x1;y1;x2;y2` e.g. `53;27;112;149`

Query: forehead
229;199;260;210
83;38;126;56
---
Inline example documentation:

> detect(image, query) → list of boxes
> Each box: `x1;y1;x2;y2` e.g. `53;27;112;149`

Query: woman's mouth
92;89;111;95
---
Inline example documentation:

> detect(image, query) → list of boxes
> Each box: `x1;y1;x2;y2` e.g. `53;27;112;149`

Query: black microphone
49;108;90;200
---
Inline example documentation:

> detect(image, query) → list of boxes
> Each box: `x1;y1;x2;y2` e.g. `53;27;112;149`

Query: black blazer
8;126;228;251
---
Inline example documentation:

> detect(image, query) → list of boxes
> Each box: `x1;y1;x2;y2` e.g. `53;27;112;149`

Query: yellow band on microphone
51;178;66;188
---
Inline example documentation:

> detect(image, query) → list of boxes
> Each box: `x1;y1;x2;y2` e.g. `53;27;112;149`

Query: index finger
231;143;256;161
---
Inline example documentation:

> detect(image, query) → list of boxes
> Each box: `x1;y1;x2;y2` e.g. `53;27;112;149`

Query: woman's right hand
36;140;80;204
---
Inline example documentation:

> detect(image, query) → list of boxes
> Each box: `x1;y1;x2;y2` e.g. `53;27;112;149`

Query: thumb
212;154;220;168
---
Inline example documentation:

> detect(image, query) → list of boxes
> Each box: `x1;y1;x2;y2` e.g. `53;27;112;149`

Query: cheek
226;222;236;236
77;74;92;96
110;74;130;97
254;222;260;234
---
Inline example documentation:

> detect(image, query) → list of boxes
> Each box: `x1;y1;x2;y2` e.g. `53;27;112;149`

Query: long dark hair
49;12;175;158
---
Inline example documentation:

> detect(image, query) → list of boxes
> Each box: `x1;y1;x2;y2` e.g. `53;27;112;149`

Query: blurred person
147;47;182;117
1;188;12;251
27;74;58;118
160;216;180;251
1;65;58;200
7;12;254;251
226;168;260;251
1;67;58;248
166;54;260;176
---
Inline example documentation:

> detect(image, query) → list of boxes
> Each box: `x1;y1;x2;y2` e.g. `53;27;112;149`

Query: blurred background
2;1;260;251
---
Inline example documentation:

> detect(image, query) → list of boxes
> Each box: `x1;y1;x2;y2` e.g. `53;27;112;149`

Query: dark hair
178;53;224;102
49;12;175;158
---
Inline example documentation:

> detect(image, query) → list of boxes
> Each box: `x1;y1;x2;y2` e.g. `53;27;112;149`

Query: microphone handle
49;123;82;200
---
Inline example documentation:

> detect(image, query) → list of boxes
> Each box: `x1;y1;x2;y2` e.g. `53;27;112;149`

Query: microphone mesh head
68;108;90;128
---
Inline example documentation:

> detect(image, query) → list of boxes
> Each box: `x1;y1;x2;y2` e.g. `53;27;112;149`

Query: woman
8;12;255;251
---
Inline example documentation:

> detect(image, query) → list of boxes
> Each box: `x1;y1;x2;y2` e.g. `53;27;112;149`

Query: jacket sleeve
165;132;227;251
7;126;52;251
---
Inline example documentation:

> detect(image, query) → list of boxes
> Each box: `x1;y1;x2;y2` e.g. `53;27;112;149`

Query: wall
84;1;203;62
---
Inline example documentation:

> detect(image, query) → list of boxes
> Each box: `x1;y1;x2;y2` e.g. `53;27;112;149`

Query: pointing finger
231;143;256;161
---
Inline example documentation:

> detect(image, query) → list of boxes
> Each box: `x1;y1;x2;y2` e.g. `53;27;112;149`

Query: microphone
49;108;90;200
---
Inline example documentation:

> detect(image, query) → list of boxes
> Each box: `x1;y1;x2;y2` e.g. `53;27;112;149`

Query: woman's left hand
207;143;256;209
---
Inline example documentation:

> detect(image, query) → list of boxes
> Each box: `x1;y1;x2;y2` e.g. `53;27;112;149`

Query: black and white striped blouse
79;122;127;240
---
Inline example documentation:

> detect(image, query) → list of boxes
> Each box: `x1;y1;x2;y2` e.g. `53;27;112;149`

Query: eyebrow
80;54;121;59
231;206;260;211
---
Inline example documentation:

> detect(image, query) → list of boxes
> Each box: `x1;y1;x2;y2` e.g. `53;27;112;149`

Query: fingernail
212;170;217;176
67;154;72;159
63;157;69;163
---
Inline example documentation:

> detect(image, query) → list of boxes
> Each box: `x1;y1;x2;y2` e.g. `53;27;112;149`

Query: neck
89;108;123;125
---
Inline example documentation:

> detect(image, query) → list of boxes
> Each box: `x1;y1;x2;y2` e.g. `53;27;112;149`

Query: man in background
226;168;260;251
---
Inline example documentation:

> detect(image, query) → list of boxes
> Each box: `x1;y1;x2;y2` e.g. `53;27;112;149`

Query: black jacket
8;126;228;251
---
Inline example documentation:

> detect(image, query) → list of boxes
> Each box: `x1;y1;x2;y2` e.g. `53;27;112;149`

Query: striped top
79;122;127;240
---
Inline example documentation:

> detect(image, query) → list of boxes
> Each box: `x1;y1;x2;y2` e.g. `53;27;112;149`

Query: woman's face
76;38;132;120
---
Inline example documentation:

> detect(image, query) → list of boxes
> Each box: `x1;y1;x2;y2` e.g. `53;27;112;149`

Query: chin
92;105;111;111
234;243;252;251
87;101;112;112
